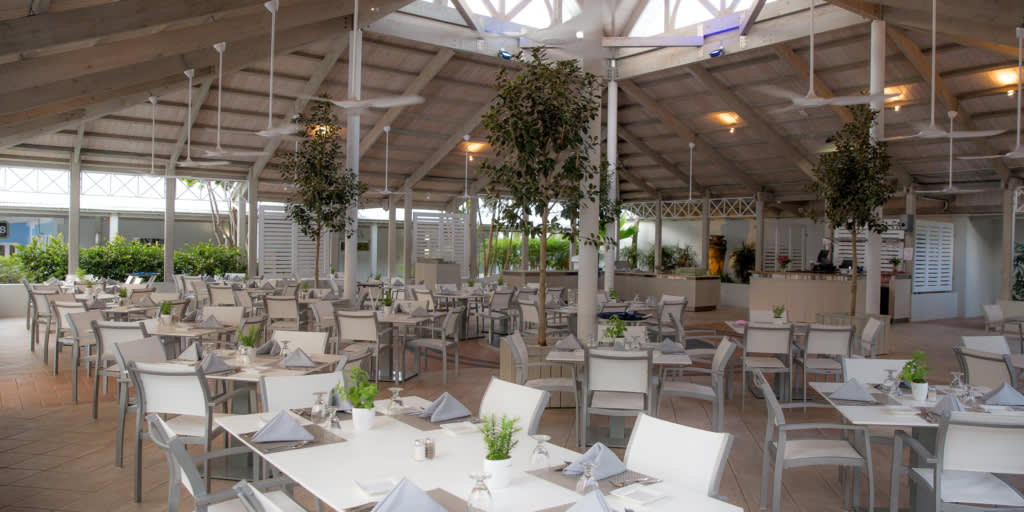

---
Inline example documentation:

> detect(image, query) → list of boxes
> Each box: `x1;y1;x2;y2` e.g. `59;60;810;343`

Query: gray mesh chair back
479;376;550;436
954;347;1018;390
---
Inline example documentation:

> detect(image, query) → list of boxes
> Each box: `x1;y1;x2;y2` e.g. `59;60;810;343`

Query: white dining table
215;396;742;512
546;349;692;366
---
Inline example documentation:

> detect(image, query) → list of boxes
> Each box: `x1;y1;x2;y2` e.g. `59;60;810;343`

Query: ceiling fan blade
879;133;921;142
601;35;703;48
256;123;304;137
822;93;900;106
178;158;232;168
300;95;424;110
947;129;1005;139
754;85;803;101
206;149;269;157
957;146;1024;160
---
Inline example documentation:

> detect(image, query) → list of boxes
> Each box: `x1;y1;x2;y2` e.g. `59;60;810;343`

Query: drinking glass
386;387;404;416
529;434;551;469
324;404;340;429
575;461;600;495
466;472;493;512
310;392;327;424
883;369;901;398
279;339;290;357
950;372;965;397
964;385;980;408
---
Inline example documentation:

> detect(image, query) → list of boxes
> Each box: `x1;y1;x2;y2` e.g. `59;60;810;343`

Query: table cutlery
265;440;311;453
614;477;661;487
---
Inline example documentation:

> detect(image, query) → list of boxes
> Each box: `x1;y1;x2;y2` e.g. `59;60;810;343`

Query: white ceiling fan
368;125;396;198
254;0;305;138
915;111;990;195
883;0;1003;141
205;42;271;158
149;96;158;175
177;68;231;168
958;26;1024;160
759;0;896;111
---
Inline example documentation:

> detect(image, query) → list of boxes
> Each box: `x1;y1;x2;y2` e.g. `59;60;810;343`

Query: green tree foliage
173;242;246;277
481;235;572;274
80;236;162;280
0;255;24;283
731;242;757;284
277;98;364;287
16;234;68;282
808;105;894;315
479;47;602;344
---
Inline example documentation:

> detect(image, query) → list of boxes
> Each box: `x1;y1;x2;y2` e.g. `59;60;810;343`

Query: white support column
521;231;529;270
754;193;765;272
387;195;397;280
604;74;618;291
163;170;175;281
108;214;118;242
577;59;603;342
654;197;663;271
342;25;362;299
68;158;81;274
236;183;247;249
404;193;414;288
865;19;886;315
247;170;259;276
468;197;479;278
700;192;710;268
1002;185;1017;300
904;186;916;276
369;223;378;277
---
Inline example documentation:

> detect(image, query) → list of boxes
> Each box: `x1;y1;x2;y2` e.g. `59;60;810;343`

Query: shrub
731;242;757;284
16;234;68;282
173;242;246;277
80;236;162;280
0;255;24;283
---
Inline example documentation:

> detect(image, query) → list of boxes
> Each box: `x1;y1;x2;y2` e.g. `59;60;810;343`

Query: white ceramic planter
911;382;929;402
483;457;514;489
352;407;375;432
773;317;785;325
160;314;172;326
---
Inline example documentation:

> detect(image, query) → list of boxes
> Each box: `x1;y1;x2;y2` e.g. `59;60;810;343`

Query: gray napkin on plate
563;442;627;480
182;310;198;322
370;477;444;512
261;282;274;290
410;306;429;318
830;378;877;403
554;334;583;351
931;394;964;416
567;490;612;512
178;343;202;361
657;340;686;354
200;353;232;374
251;410;314;443
255;340;281;355
419;392;471;423
322;291;338;300
199;315;223;329
281;348;315;368
984;382;1024;406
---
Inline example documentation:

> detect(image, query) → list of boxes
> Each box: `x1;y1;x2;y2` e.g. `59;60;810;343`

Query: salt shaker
413;439;426;461
424;437;436;459
927;387;937;402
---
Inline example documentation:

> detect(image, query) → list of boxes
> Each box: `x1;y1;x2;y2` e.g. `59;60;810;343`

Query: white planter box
720;283;749;309
0;283;27;318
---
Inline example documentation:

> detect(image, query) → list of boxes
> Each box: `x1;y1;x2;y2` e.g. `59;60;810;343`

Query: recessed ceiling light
575;31;584;39
894;105;901;112
729;127;736;134
1009;90;1016;97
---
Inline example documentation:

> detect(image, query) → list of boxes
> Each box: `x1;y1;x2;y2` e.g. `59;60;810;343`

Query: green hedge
13;235;247;282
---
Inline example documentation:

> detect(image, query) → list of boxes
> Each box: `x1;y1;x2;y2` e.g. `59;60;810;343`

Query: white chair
750;309;787;323
335;311;389;380
741;323;794;409
50;300;86;375
407;307;463;385
581;348;652;446
65;310;102;403
259;372;346;413
38;291;77;363
270;330;329;356
754;369;874;512
111;337;167;468
479;376;550;436
890;411;1024;512
128;361;245;502
146;415;303;512
961;335;1012;355
795;324;854;411
91;320;148;421
520;301;569;339
208;284;237;306
502;332;581;445
954;347;1018;390
27;287;57;353
264;296;301;332
656;338;736;432
983;304;1024;351
624;413;734;499
840;357;911;385
856;317;884;358
644;295;686;343
201;306;245;327
233;480;306;512
474;289;514;345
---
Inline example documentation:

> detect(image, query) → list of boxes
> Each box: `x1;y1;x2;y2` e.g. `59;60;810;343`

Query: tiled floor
0;310;1002;511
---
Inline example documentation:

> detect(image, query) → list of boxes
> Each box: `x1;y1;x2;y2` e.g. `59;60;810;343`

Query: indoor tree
278;97;364;288
479;47;602;345
809;105;894;316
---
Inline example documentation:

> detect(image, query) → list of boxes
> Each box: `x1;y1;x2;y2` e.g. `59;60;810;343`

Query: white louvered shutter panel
765;223;806;271
912;220;954;293
258;205;331;278
833;219;905;272
413;212;466;277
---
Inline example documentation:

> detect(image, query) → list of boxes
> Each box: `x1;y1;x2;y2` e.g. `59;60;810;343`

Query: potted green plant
496;276;505;287
607;288;617;300
604;314;626;345
466;277;476;288
479;414;520;488
236;324;261;367
900;350;930;401
772;305;786;324
158;300;173;326
776;255;791;272
344;367;378;431
381;291;395;316
889;257;903;273
373;272;382;282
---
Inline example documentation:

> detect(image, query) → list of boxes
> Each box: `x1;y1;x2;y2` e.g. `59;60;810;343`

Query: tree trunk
630;219;639;267
849;229;858;317
537;207;548;346
314;230;321;290
503;229;513;272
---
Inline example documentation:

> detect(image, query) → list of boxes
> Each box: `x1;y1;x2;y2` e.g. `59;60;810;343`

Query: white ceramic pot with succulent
901;350;930;402
344;368;378;432
772;305;786;324
480;414;520;489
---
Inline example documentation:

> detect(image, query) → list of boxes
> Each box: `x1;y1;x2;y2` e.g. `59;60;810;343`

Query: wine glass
529;434;551;469
324;404;340;429
386;387;404;416
466;472;493;512
575;461;600;495
950;372;965;398
310;392;327;424
882;369;900;398
279;339;290;357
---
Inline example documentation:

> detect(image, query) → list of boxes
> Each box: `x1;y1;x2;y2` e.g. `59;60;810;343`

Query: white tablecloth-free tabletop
216;396;741;512
547;349;692;367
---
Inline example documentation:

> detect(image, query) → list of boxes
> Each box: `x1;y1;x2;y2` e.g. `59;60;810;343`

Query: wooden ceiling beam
399;97;495;193
618;124;705;195
740;0;768;36
167;78;215;172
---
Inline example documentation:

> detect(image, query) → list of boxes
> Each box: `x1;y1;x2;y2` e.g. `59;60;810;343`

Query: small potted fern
479;414;520;488
604;314;626;346
236;324;261;367
771;304;786;324
381;291;395;316
344;367;378;431
900;350;930;401
158;301;173;326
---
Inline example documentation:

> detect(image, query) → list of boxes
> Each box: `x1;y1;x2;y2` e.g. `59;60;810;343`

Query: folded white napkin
200;353;232;374
984;382;1024;406
178;343;201;361
553;334;583;351
370;477;444;512
931;394;964;416
567;490;612;512
563;442;627;480
199;315;223;329
829;379;877;403
657;340;686;354
251;410;314;443
410;306;429;318
419;392;471;423
255;340;281;355
281;348;315;368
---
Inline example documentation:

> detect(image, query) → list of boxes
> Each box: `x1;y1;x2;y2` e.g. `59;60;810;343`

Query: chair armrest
524;361;572;370
778;422;870;434
191;445;252;463
209;387;249;407
893;430;937;465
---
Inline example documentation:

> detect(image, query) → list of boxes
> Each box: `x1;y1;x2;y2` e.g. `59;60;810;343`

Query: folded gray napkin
321;291;339;300
44;277;60;285
984;382;1024;406
281;348;315;368
567;490;612;512
554;334;583;351
255;340;281;355
137;296;158;307
251;410;314;443
829;378;877;403
370;477;444;512
391;278;404;286
200;353;232;374
563;442;627;480
178;343;201;361
419;392;471;423
410;306;429;318
199;315;223;329
657;340;686;354
931;394;965;416
182;310;198;322
261;282;274;290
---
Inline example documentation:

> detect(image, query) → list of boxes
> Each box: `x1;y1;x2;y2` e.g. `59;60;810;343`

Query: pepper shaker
424;437;435;459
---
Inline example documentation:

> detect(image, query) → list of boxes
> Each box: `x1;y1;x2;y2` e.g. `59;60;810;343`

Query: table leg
908;427;936;512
